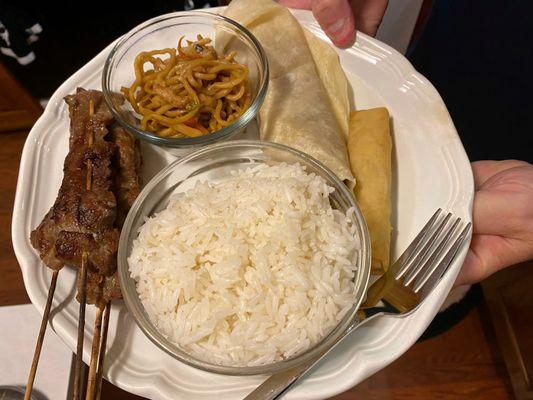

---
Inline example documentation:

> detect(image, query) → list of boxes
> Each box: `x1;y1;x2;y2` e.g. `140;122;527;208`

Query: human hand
455;160;533;286
278;0;388;46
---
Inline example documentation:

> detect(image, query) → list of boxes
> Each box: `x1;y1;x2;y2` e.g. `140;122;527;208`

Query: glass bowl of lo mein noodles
103;12;268;154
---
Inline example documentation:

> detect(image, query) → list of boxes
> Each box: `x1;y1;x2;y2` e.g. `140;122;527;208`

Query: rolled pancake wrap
348;108;392;274
224;0;354;184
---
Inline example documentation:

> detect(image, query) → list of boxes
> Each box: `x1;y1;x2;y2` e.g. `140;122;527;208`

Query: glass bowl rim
118;140;371;375
102;11;269;148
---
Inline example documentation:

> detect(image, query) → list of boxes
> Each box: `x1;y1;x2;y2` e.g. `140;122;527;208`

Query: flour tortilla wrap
348;108;392;274
303;29;350;142
223;0;354;184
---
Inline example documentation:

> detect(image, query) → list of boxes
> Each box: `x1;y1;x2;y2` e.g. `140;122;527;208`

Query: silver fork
243;209;472;400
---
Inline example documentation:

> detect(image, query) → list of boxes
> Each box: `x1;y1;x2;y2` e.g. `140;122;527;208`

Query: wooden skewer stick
94;302;111;400
85;304;105;400
24;270;60;400
73;254;88;400
74;98;95;400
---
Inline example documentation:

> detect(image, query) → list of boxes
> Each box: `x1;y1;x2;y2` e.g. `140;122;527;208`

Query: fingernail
328;18;354;46
314;2;347;34
326;18;347;36
313;1;355;46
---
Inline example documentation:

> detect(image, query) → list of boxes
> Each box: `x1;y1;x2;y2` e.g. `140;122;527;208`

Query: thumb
455;233;533;287
455;235;509;287
312;0;356;46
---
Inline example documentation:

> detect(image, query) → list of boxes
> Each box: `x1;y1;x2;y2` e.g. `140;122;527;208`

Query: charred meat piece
30;89;117;273
78;269;122;308
30;209;63;270
110;126;141;228
54;229;118;277
64;88;113;151
31;88;118;277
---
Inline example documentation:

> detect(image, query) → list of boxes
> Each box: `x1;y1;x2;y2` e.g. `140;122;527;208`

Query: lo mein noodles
122;35;251;138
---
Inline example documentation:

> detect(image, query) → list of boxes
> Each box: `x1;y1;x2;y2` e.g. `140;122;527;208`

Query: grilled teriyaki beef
111;126;142;228
84;126;141;306
30;88;141;306
30;89;117;274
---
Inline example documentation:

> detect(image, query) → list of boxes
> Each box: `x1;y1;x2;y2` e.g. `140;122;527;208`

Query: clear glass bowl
102;12;268;155
118;140;371;375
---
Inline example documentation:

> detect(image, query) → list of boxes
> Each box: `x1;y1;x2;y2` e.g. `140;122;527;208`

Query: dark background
0;1;214;99
1;0;532;162
408;0;533;162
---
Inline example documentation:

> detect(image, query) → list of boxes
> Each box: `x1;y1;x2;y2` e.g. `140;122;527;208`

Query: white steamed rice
128;162;359;366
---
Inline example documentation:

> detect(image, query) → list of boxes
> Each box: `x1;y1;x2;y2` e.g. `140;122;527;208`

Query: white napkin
0;304;71;400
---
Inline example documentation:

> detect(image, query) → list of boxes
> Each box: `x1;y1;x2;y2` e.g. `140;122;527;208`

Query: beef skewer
87;125;141;400
26;90;113;400
30;90;117;275
27;89;117;399
27;88;141;400
73;97;96;400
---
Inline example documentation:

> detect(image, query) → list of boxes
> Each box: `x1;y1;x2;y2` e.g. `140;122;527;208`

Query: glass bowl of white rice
118;140;371;375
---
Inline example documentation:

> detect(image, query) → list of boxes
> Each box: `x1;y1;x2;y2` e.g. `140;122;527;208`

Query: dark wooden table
1;128;514;399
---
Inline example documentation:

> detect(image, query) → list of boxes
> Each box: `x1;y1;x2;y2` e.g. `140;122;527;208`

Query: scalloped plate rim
12;8;473;400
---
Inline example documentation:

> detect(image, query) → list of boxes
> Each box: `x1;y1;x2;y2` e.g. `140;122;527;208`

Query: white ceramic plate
12;9;473;400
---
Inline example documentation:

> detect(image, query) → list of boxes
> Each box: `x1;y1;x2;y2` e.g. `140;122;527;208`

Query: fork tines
390;209;472;304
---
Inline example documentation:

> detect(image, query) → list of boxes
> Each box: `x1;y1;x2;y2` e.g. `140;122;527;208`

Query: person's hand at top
278;0;388;46
455;160;533;286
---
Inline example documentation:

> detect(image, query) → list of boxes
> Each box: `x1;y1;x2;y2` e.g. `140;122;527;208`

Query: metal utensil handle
243;309;382;400
244;361;313;400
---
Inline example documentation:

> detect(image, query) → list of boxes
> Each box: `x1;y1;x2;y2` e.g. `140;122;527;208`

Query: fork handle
243;308;383;400
244;357;317;400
